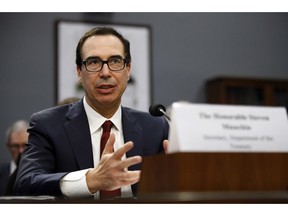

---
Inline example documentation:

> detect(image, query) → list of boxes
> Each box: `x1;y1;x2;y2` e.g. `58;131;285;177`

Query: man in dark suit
14;27;169;199
0;120;28;196
0;163;10;196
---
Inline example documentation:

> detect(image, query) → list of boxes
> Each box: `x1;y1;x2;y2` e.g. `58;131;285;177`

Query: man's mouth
98;85;113;89
97;84;116;93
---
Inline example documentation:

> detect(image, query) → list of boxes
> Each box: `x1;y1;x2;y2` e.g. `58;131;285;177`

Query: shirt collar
83;97;122;134
10;160;16;174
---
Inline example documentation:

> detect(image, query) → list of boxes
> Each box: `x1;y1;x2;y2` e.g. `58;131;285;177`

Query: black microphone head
149;104;166;117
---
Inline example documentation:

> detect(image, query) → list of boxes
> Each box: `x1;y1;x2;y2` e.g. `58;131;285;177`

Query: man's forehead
82;36;124;60
84;35;123;48
10;131;28;139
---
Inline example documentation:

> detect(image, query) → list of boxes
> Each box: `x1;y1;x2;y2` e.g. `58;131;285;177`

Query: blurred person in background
0;120;29;196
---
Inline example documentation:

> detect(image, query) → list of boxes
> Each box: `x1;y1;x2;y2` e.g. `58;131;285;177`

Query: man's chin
97;97;119;106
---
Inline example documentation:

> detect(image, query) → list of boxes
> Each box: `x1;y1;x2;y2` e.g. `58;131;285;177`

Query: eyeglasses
82;57;127;72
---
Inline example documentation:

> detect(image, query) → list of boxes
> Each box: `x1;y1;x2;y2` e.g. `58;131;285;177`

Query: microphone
149;104;171;121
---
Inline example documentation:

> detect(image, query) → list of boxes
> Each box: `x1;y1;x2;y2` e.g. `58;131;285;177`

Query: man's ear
76;66;82;83
126;63;131;82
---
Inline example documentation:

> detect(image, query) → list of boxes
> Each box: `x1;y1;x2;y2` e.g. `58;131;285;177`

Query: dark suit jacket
14;99;169;197
0;163;10;196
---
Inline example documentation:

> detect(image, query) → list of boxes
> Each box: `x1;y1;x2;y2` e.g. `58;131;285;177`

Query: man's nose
99;63;111;76
19;145;26;153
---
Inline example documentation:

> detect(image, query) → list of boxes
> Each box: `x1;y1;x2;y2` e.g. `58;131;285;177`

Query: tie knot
102;120;113;132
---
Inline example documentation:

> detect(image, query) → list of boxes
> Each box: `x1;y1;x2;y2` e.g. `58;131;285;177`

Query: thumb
163;139;169;154
102;132;115;155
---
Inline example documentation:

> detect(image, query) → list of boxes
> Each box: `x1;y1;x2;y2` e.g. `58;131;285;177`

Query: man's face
8;131;28;162
77;35;131;113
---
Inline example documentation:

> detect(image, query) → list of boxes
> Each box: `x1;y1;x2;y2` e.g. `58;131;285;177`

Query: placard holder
137;103;288;202
137;152;288;202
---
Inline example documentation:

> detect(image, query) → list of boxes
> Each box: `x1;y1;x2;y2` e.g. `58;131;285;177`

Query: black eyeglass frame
82;57;127;72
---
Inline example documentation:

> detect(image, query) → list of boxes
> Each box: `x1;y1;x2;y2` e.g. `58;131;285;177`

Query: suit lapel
122;107;143;168
122;108;144;195
62;105;143;170
63;100;94;169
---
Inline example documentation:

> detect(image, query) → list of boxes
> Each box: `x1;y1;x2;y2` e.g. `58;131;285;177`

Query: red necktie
99;120;121;199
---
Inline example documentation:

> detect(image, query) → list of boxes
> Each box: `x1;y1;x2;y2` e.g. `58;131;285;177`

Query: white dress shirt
60;97;133;199
10;160;16;175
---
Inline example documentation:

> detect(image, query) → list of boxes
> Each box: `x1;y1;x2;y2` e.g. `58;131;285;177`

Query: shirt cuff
60;168;94;199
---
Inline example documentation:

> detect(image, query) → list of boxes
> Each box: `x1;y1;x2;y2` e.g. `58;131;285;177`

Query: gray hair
6;120;29;145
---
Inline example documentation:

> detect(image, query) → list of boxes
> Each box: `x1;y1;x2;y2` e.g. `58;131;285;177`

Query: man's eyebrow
85;55;123;60
85;56;101;60
109;55;123;59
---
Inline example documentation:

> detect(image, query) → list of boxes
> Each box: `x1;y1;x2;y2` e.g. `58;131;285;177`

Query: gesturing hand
86;133;142;194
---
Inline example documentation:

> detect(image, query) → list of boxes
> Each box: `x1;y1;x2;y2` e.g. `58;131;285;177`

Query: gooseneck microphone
149;104;171;121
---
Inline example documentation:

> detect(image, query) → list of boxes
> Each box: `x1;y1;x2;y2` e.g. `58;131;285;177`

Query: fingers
106;170;142;191
102;134;142;169
163;139;169;154
119;170;141;185
118;155;142;170
113;141;134;160
102;133;134;159
113;141;142;168
102;133;115;155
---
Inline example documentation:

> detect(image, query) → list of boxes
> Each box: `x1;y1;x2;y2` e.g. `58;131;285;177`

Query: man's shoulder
122;106;165;122
32;100;82;120
122;106;150;117
36;104;71;115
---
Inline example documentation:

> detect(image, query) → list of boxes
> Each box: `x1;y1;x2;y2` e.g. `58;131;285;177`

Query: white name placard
168;102;288;153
